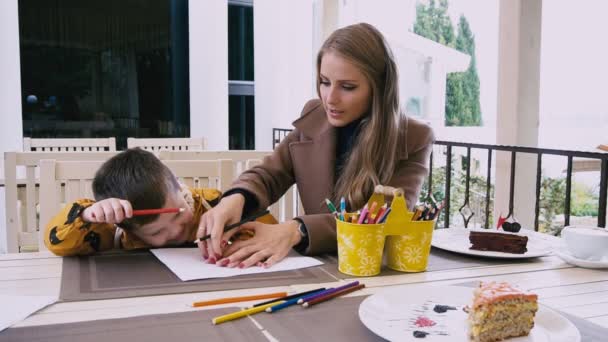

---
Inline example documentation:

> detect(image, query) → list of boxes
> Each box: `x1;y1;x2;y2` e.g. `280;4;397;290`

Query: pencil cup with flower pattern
336;213;385;276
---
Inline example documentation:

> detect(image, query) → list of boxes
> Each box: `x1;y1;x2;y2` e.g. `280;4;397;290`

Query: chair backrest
158;150;272;175
127;137;206;151
159;151;303;222
23;138;116;152
38;158;233;251
3;151;118;253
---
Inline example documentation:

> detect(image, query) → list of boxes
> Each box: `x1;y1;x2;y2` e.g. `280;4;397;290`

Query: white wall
253;0;316;150
0;0;24;253
189;0;229;150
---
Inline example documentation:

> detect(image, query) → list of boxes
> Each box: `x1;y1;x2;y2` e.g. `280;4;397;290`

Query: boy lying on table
44;148;276;256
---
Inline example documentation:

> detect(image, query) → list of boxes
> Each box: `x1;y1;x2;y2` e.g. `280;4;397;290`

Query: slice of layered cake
469;231;528;254
468;282;538;342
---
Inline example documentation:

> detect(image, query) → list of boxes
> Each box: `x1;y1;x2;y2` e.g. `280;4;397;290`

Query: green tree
538;177;566;235
413;2;481;126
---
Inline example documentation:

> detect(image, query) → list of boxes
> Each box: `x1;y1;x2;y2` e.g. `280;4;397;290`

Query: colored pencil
265;288;327;313
339;197;346;221
376;207;392;223
364;202;378;223
297;281;360;304
302;284;365;308
192;291;287;307
325;198;339;217
370;204;387;224
211;300;284;325
193;210;270;243
357;204;369;224
252;288;325;307
132;208;185;216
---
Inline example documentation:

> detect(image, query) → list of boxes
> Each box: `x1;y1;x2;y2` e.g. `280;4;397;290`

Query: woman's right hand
81;198;133;224
197;194;245;263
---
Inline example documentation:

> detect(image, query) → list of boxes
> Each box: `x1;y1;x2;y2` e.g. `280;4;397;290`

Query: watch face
298;223;308;237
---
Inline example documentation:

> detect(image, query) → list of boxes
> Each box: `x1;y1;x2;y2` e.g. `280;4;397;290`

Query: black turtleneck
335;118;364;178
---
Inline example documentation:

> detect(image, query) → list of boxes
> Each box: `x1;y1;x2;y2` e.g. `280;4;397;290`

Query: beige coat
230;99;435;255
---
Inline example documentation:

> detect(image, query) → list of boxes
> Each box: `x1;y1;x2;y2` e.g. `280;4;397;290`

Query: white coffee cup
562;226;608;261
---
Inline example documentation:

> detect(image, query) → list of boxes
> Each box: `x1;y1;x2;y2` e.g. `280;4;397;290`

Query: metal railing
273;128;608;231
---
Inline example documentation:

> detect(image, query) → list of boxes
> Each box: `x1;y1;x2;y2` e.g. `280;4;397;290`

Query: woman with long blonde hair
198;23;434;268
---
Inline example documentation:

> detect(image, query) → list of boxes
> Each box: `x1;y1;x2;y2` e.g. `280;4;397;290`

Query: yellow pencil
211;300;285;325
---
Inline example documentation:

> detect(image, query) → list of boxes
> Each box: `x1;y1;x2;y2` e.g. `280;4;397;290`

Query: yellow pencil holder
336;213;385;277
336;186;436;276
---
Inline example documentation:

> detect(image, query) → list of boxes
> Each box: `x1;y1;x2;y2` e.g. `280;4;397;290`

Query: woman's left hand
217;220;302;268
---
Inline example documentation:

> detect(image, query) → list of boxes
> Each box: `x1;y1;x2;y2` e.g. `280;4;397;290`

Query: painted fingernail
256;261;263;267
238;263;245;269
215;253;222;260
218;259;229;267
220;240;227;248
208;257;216;264
263;262;269;268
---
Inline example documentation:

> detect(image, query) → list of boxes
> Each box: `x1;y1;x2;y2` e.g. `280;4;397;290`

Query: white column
254;0;315;150
0;0;24;253
189;0;228;150
495;0;542;229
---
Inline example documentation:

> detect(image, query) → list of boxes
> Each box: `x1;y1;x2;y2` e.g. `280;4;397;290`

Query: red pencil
132;208;185;216
302;283;365;308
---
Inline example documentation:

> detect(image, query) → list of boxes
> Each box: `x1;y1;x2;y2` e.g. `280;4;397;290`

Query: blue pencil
297;281;360;304
265;288;327;313
377;207;392;223
340;197;346;221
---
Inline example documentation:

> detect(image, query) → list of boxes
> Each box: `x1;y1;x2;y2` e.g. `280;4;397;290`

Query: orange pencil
132;208;185;216
302;283;365;308
192;291;288;307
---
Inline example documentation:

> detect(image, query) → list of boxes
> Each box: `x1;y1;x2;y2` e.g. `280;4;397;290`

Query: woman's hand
81;198;133;224
216;220;302;268
197;194;244;262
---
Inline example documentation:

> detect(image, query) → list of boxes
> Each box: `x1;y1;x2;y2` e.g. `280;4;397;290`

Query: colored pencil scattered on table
297;281;360;304
211;300;284;325
252;288;325;308
302;283;366;308
192;291;287;308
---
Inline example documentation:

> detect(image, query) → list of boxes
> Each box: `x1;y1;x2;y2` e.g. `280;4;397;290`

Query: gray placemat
60;250;338;302
317;247;538;280
0;307;266;342
59;247;546;302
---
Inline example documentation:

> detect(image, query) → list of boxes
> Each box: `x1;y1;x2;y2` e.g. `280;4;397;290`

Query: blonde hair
317;23;401;210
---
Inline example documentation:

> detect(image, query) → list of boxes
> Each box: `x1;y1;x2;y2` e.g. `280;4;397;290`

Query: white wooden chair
159;151;303;222
127;137;206;151
159;150;272;175
38;158;233;251
3;151;118;252
23;137;116;152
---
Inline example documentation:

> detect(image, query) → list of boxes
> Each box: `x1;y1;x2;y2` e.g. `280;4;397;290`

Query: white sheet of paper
0;294;57;332
150;248;324;281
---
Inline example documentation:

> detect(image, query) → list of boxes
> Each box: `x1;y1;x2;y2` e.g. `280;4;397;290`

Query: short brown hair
92;148;179;229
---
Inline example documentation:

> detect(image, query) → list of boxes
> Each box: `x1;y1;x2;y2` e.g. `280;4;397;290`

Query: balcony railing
273;128;608;231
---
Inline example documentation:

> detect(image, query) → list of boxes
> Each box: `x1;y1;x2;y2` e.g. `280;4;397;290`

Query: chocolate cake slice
469;231;528;254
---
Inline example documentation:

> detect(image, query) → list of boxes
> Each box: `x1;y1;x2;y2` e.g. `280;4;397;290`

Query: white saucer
554;246;608;269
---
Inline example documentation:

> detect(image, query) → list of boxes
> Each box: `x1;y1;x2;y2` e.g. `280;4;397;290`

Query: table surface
2;234;608;335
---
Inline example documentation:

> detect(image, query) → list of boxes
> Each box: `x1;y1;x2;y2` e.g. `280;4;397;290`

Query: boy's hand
81;198;133;224
196;194;244;262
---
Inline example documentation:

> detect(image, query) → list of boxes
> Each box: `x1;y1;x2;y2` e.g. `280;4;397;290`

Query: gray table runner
3;295;604;341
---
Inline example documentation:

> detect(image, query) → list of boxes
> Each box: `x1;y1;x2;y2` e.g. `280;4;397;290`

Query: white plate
432;228;553;259
359;285;580;342
554;246;608;269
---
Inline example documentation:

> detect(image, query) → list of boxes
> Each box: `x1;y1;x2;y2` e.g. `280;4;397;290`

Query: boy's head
92;148;193;246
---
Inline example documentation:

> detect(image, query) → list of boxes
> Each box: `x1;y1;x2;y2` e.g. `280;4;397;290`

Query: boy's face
131;190;194;247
